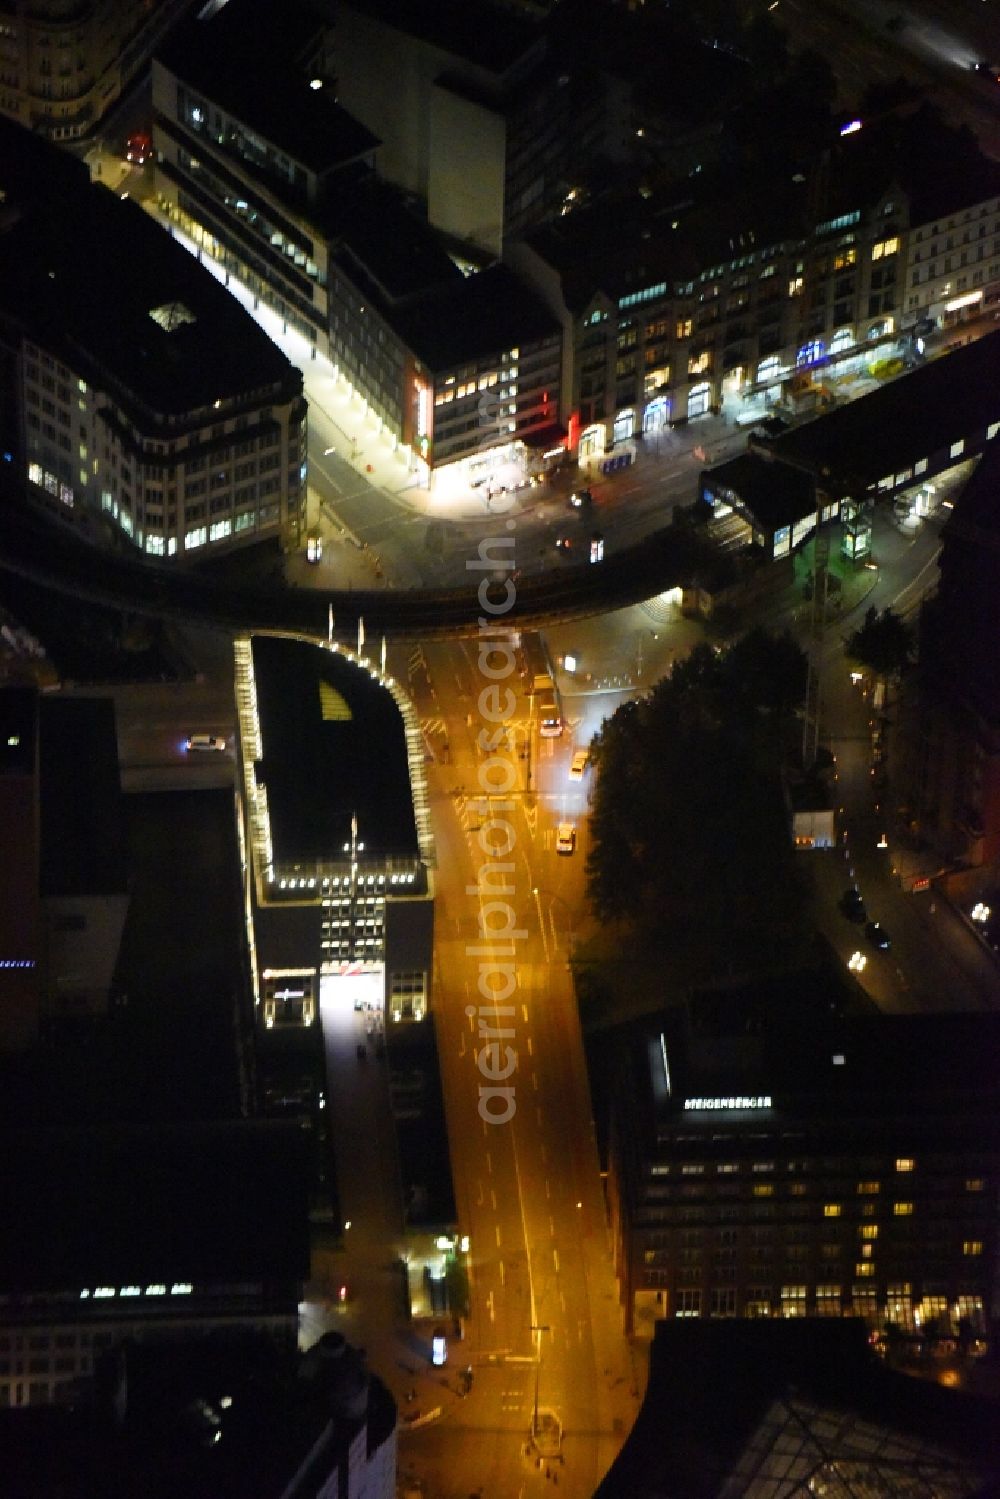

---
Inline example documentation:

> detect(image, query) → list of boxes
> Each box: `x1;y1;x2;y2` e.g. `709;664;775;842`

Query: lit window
823;1204;841;1218
834;248;857;270
788;276;804;296
895;1158;914;1173
717;1163;738;1175
857;1181;880;1195
966;1178;984;1192
893;1202;913;1216
855;1262;875;1277
861;1243;873;1259
860;1225;879;1240
752;1162;775;1173
950;439;965;459
753;1184;774;1198
963;1241;983;1257
871;236;899;260
681;1164;704;1176
675;318;692;339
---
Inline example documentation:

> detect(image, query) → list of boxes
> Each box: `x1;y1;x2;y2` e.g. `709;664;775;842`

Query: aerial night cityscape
2;0;1000;1494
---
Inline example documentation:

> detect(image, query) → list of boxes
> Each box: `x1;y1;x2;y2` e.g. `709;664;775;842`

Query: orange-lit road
393;636;639;1499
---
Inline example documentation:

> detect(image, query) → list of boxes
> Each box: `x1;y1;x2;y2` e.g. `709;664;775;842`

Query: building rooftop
524;165;809;310
756;332;1000;494
251;635;419;864
336;0;544;76
626;995;1000;1143
39;696;127;898
0;115;90;219
157;0;380;177
703;450;817;534
0;1331;397;1499
0;1119;310;1293
595;1319;1000;1498
816;101;1000;228
0;186;301;421
394;261;560;371
922;434;1000;726
326;175;463;305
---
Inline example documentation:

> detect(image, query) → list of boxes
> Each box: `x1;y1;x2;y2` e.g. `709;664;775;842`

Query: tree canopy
585;629;808;952
845;606;915;679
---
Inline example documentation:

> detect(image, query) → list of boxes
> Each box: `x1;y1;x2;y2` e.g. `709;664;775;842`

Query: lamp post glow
530;1323;550;1437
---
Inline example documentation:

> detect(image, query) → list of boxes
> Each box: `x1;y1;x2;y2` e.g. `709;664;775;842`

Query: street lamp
530;1323;550;1437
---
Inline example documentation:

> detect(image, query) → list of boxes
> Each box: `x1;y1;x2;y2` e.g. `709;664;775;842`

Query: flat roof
704;451;817;533
393;262;560;371
39;697;127;897
157;0;380;177
0;187;301;418
525;166;809;309
758;332;1000;492
0;1120;310;1292
0;115;90;214
326;176;463;305
636;997;1000;1135
338;0;543;75
251;635;418;863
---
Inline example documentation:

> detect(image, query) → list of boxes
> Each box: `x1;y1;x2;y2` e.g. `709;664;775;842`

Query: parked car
840;888;867;923
185;733;227;753
866;920;891;950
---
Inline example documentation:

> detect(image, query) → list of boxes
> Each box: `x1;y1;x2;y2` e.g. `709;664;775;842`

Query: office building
896;435;1000;866
602;984;1000;1339
326;0;604;255
0;686;128;1053
154;0;561;489
0;0;188;141
509;104;1000;460
0;1119;310;1409
0;1329;396;1498
0;120;307;560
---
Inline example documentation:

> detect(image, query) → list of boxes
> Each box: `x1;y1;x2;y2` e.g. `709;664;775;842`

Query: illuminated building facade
154;0;560;489
0;0;189;141
603;993;1000;1340
508;107;1000;453
0;125;307;561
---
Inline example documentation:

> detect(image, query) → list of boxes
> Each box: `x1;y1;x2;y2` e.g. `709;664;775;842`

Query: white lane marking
486;1151;493;1174
545;1179;551;1199
553;1249;560;1272
496;1225;502;1247
527;1036;533;1056
522;1004;529;1022
549;1216;555;1237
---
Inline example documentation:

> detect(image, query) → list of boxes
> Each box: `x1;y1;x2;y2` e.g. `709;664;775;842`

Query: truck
530;672;562;738
523;633;563;739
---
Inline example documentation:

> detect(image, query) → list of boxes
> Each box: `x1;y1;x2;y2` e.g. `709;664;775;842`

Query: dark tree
586;629;808;947
846;606;914;679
